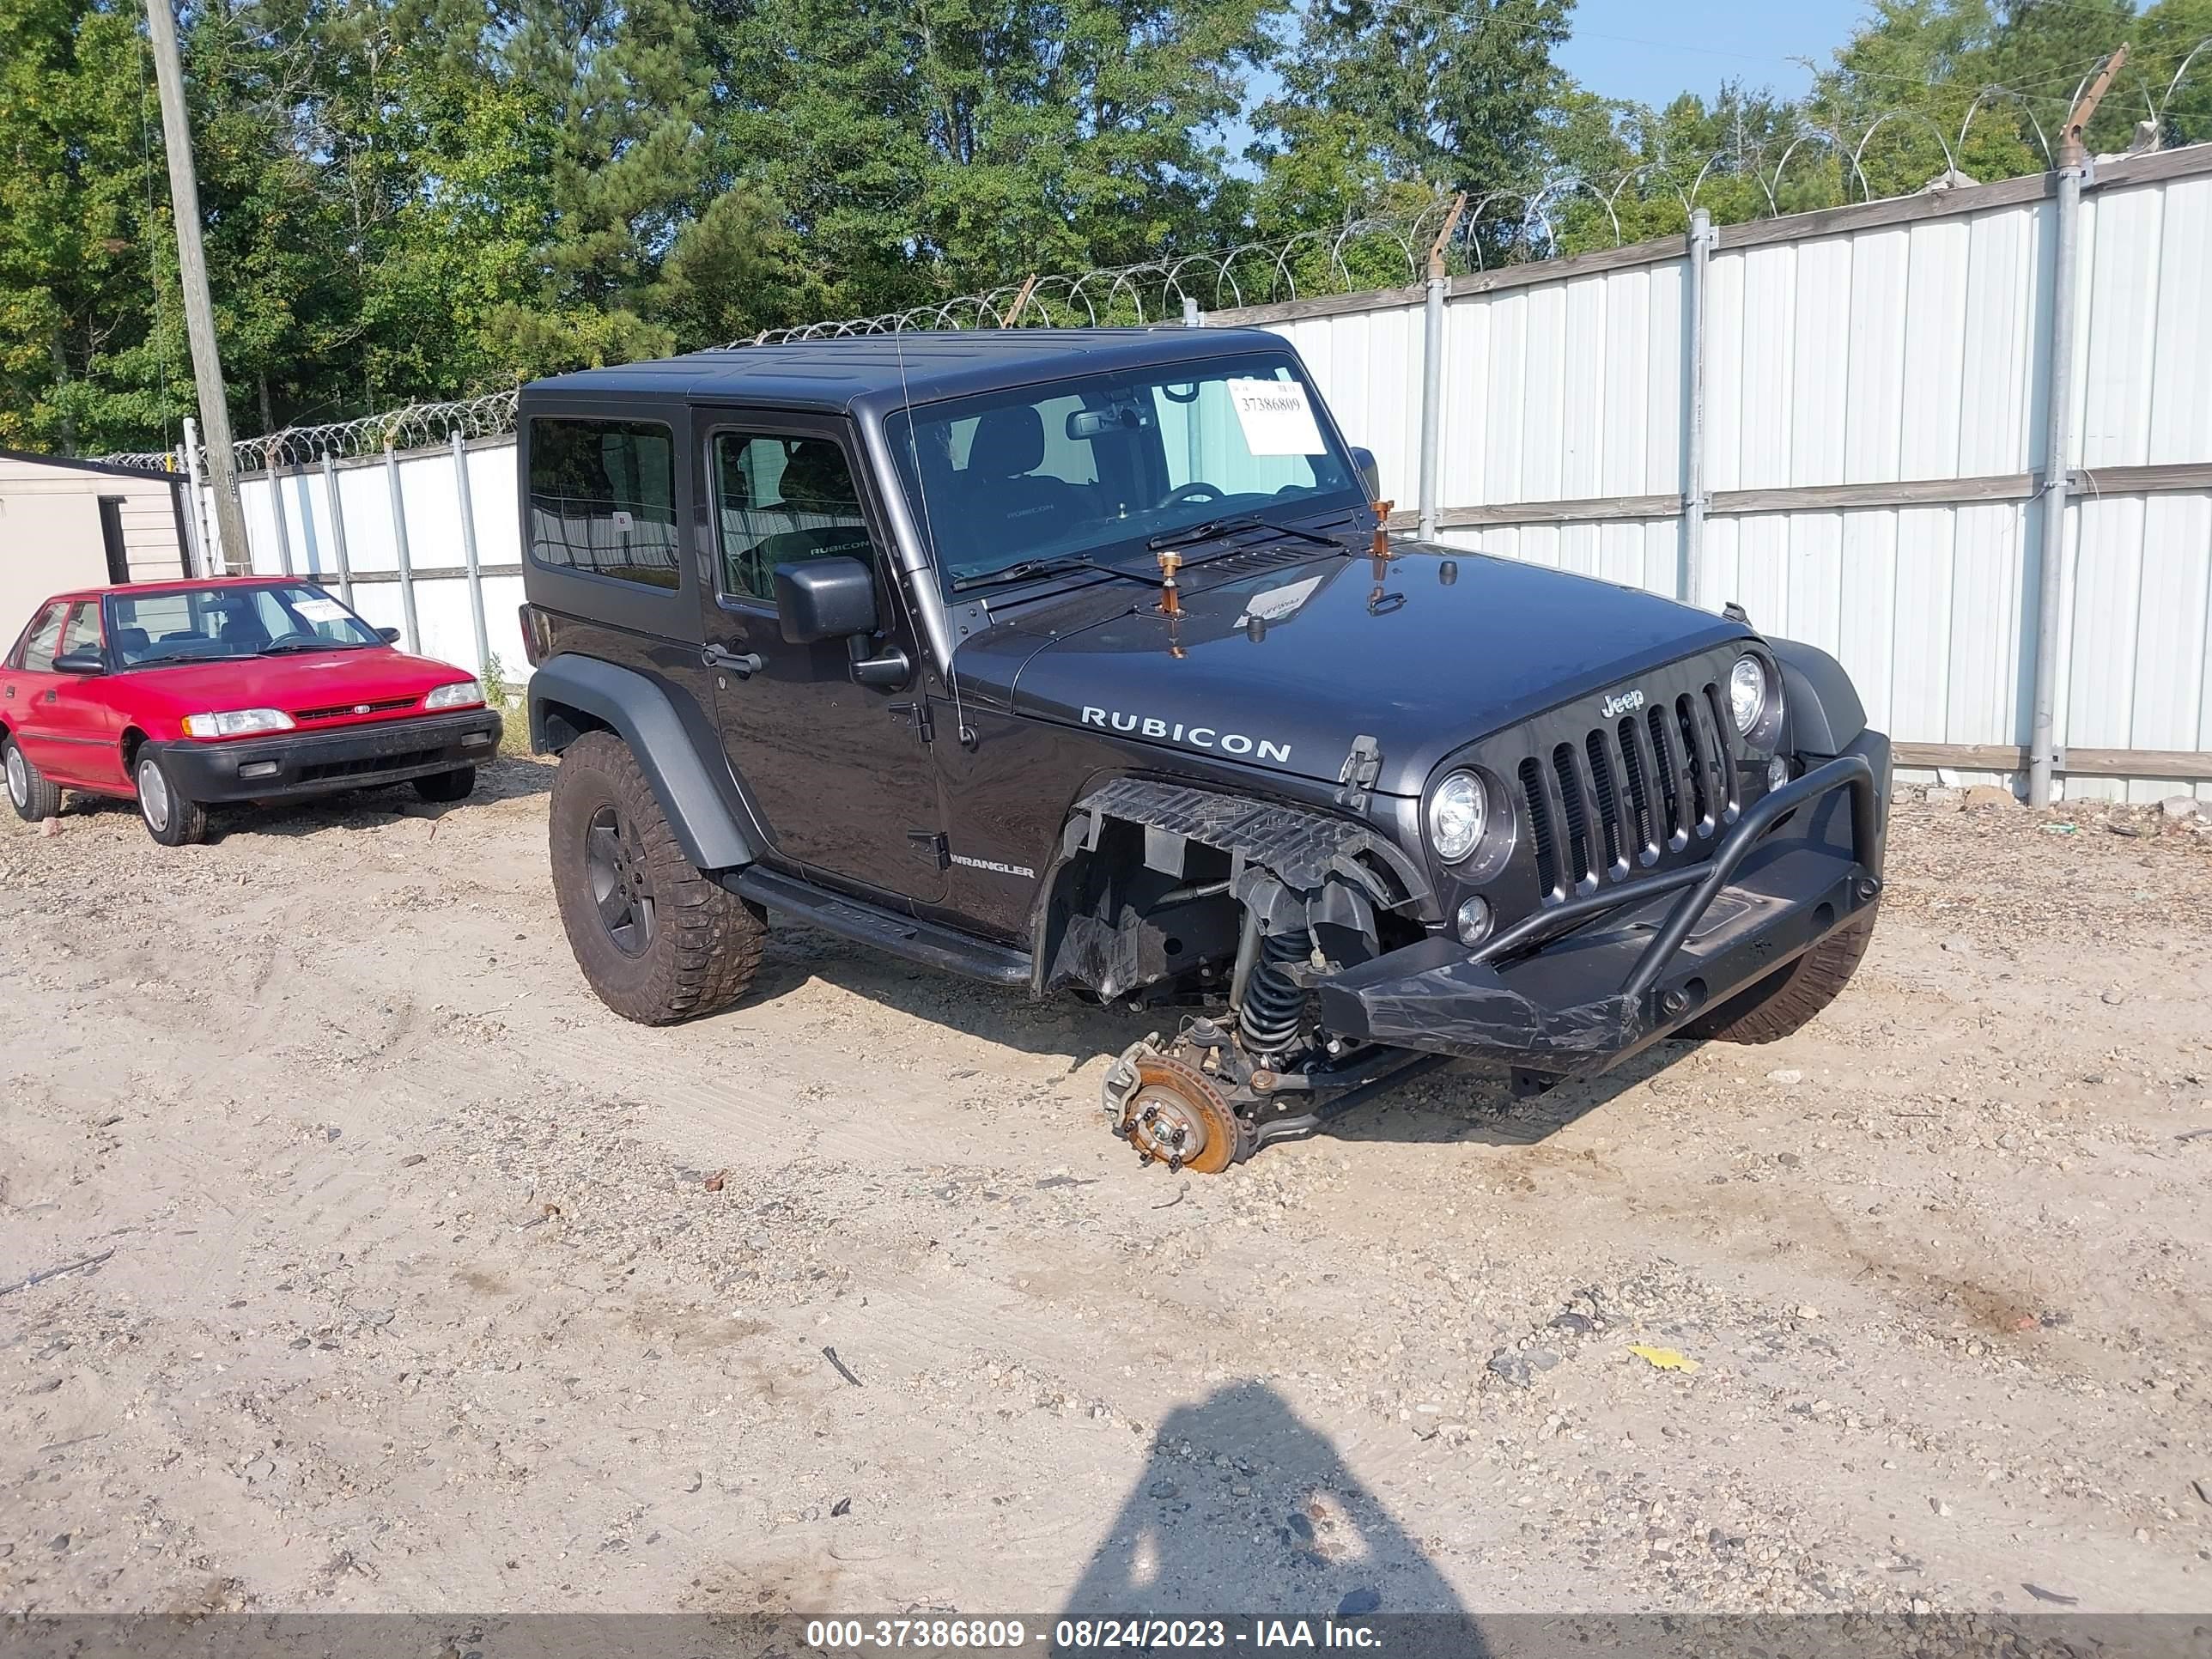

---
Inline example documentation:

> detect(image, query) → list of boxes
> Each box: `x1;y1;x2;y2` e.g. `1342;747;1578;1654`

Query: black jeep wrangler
517;329;1888;1172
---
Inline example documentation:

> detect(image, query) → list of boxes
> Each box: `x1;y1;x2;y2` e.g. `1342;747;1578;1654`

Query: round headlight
1427;769;1487;864
1729;655;1770;734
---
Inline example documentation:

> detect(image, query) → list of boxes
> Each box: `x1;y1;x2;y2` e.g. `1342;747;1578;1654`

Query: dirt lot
3;762;2209;1618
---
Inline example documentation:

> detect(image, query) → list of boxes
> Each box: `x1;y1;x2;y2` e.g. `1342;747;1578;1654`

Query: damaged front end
1318;732;1889;1079
1036;731;1886;1173
1032;777;1442;1169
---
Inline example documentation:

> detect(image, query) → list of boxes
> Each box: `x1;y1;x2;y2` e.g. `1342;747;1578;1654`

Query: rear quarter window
527;419;680;589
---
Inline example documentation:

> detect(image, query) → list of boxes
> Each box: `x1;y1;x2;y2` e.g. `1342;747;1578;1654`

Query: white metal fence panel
1216;147;2212;801
203;435;532;685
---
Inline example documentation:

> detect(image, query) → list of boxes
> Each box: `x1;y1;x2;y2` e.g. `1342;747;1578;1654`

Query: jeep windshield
101;582;385;668
884;351;1367;592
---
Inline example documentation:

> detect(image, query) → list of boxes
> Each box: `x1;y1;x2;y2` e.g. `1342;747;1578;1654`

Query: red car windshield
103;583;383;668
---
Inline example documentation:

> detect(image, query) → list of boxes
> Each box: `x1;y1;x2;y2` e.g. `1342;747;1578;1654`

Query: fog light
1767;756;1790;792
238;760;280;780
462;731;493;747
1455;896;1493;946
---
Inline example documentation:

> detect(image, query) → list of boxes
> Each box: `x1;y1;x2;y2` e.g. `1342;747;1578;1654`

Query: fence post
1681;209;1716;606
322;453;355;608
451;428;492;674
1182;295;1201;326
2028;48;2123;808
181;416;215;574
264;446;295;576
384;438;421;653
1416;192;1467;544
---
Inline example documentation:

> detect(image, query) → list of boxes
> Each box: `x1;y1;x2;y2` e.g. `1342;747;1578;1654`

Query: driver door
42;601;128;787
696;411;948;904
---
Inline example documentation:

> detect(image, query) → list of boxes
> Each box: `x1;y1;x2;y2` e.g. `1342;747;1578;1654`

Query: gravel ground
2;763;2209;1618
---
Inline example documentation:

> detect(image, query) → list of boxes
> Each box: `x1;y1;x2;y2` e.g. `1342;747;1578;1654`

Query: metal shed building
0;450;196;642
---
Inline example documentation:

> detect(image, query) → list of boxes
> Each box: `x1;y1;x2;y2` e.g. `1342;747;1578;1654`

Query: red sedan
2;577;501;845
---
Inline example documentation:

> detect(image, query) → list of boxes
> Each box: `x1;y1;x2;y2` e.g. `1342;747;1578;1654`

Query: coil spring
1239;927;1311;1056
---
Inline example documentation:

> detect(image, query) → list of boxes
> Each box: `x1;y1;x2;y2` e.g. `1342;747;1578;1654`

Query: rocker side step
732;866;1032;988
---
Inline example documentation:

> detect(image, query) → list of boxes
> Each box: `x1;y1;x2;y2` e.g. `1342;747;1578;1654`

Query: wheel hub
585;804;655;956
5;746;25;807
138;758;169;830
1103;1048;1242;1174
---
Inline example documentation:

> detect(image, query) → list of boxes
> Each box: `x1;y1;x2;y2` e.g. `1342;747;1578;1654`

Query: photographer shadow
1059;1381;1480;1644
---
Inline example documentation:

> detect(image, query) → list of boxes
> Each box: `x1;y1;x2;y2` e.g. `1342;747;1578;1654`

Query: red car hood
121;647;477;724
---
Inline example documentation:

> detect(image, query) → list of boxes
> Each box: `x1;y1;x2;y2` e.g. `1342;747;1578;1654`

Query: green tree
702;0;1278;314
1250;0;1576;246
0;0;179;453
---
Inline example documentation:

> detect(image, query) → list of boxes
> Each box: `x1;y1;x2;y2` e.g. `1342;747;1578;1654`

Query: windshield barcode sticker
1225;378;1326;457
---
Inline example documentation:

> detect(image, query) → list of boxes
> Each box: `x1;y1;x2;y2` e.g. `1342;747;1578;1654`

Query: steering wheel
1155;481;1225;512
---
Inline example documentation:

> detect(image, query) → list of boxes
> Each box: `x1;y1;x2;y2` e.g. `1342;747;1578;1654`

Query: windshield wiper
1146;516;1343;555
258;637;356;654
121;652;213;669
953;555;1147;592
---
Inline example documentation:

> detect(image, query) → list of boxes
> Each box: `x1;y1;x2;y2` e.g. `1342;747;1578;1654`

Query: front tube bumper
1316;732;1889;1076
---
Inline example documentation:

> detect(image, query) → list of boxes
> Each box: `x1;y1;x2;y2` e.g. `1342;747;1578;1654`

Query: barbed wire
108;46;2207;476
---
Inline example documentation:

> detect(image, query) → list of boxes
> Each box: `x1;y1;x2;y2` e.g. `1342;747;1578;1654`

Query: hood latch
1334;732;1383;813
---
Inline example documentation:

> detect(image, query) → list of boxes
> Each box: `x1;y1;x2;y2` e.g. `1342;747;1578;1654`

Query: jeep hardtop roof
519;326;1298;419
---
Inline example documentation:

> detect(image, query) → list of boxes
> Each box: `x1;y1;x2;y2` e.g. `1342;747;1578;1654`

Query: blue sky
1555;0;1876;106
1223;0;1877;166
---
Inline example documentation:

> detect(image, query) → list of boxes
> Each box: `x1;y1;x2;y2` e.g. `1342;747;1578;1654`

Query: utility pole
144;0;251;571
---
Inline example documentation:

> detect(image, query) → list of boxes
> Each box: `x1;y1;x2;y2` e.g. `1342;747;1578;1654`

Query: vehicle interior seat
960;406;1080;539
112;626;151;661
738;440;876;596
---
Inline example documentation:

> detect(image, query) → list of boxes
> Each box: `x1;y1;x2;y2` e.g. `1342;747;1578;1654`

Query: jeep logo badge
1600;688;1646;719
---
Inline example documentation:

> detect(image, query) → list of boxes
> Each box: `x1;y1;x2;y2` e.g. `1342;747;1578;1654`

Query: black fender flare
526;653;758;872
1767;635;1869;757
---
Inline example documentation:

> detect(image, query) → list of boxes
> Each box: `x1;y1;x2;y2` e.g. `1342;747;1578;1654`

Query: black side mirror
377;625;402;644
52;648;103;675
775;558;878;645
1349;446;1381;502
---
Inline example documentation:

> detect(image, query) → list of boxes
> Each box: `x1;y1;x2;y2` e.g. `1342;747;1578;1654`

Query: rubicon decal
1080;707;1292;763
1599;688;1646;719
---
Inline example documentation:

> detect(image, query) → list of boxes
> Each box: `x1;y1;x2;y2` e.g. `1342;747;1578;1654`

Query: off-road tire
136;750;210;847
1681;901;1879;1044
550;731;765;1024
413;766;477;803
3;737;62;822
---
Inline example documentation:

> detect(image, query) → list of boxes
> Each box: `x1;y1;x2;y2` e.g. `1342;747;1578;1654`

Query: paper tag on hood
1226;378;1326;456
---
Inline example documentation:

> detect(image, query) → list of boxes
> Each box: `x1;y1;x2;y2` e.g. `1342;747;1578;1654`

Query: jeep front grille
1519;686;1737;902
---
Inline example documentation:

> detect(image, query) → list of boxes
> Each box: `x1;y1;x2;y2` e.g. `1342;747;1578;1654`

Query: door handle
702;645;763;678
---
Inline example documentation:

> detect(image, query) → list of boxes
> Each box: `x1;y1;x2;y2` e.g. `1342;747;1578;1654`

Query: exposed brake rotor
1104;1050;1242;1174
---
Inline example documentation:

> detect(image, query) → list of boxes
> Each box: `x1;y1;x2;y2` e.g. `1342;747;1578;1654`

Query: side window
712;432;877;604
16;604;64;672
58;603;102;660
527;418;679;589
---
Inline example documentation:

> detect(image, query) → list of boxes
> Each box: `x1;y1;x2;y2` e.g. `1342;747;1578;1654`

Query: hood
975;544;1750;798
115;647;477;718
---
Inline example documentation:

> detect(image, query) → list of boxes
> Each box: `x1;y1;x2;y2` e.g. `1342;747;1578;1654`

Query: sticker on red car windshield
295;598;349;623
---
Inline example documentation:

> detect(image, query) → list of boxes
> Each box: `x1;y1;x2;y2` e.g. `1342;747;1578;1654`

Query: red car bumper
147;708;502;802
